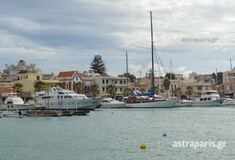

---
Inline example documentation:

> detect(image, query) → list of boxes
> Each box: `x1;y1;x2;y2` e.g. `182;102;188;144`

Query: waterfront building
223;68;235;95
56;70;82;91
80;72;100;92
134;75;214;98
17;72;59;95
1;60;40;81
93;76;130;97
135;77;178;97
0;60;40;86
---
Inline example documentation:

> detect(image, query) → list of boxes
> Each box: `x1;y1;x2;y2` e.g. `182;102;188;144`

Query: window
37;76;40;80
106;80;108;84
120;80;122;84
102;80;105;84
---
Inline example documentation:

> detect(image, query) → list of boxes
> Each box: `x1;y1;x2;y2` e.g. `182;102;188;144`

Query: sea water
0;106;235;160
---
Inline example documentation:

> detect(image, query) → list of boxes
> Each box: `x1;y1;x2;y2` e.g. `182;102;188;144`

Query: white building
56;71;82;91
93;76;130;96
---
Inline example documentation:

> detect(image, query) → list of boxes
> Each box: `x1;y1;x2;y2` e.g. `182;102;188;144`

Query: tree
148;86;159;95
118;73;136;83
165;73;176;80
34;80;45;92
73;82;82;93
12;83;24;95
90;55;106;75
123;88;133;96
106;85;116;98
212;72;223;85
90;84;100;97
139;88;146;94
55;82;64;88
163;77;171;97
175;87;182;98
185;86;193;100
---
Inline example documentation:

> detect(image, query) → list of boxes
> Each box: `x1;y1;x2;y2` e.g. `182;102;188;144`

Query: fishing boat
35;86;101;110
124;11;176;108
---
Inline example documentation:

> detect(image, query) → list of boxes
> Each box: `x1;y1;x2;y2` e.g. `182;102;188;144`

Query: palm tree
163;77;171;97
34;80;45;92
186;86;193;100
90;84;100;97
123;88;133;96
55;82;64;88
106;85;116;98
12;83;24;95
175;87;182;98
139;88;146;94
73;82;82;93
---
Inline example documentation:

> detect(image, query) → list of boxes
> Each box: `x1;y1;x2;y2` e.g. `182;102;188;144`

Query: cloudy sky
0;0;234;77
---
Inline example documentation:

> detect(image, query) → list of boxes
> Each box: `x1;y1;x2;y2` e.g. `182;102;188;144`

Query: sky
0;0;234;78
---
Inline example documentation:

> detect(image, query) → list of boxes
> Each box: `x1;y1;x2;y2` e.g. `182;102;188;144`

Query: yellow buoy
140;143;147;149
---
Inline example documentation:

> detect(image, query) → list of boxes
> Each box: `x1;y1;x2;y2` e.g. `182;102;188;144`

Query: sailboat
124;11;177;108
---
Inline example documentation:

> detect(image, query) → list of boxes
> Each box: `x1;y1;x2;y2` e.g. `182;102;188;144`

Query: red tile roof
0;87;14;93
81;73;89;78
57;71;76;78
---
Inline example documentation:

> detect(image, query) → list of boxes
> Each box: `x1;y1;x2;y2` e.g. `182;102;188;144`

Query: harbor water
0;106;235;160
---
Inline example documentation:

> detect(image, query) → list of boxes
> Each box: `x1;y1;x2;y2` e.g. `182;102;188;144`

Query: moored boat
123;11;176;109
35;86;101;110
0;93;35;110
192;90;225;106
222;98;235;106
101;98;125;108
174;99;194;107
25;110;62;117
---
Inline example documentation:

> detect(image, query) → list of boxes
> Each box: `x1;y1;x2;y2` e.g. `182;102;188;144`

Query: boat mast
150;11;155;96
126;51;129;88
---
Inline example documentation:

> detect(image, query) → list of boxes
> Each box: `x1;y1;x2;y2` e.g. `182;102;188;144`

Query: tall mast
150;11;155;96
126;51;129;88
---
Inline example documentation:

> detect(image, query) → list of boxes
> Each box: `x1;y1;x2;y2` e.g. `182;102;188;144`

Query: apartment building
93;76;130;96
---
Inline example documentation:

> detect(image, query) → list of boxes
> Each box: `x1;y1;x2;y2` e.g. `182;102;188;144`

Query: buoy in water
140;143;147;149
163;133;167;137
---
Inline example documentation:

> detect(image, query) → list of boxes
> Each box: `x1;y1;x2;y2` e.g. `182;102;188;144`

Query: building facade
0;60;40;86
93;76;130;97
56;71;82;91
223;68;235;95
